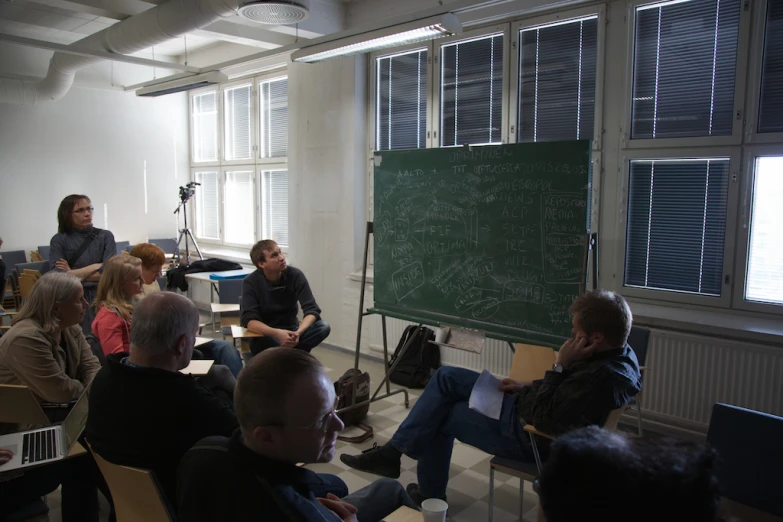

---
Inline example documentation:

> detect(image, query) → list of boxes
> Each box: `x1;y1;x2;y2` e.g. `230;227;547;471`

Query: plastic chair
707;403;783;519
627;326;651;435
1;250;27;269
15;261;49;276
36;246;50;260
115;241;130;255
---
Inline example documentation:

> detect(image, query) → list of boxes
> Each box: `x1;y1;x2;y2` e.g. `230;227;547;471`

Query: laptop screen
62;386;90;452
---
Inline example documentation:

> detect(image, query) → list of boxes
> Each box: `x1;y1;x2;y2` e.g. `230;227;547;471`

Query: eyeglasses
73;206;94;215
272;409;338;433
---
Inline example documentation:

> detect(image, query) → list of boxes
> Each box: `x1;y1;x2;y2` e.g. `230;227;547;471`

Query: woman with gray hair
0;271;101;408
0;271;101;521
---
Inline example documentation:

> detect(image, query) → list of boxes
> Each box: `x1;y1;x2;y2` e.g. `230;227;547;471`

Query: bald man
85;292;239;509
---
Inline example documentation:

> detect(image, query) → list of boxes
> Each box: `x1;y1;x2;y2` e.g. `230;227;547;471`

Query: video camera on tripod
173;181;203;265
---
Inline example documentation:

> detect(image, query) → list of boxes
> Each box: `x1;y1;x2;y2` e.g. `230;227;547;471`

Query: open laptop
0;386;90;472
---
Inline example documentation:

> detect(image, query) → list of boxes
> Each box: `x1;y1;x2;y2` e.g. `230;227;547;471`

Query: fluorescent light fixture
136;71;228;97
292;13;462;63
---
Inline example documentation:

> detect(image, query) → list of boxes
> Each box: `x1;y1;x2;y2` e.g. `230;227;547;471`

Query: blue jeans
309;473;348;499
390;367;533;499
343;478;418;522
198;340;244;377
249;320;331;355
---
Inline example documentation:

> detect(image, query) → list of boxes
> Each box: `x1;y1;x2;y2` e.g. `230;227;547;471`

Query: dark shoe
406;483;448;509
339;443;401;479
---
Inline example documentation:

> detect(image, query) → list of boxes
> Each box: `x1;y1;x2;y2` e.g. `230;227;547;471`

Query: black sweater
240;267;321;350
85;354;238;509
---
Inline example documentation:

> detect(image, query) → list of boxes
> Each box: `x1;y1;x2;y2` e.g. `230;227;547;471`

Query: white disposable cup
421;499;448;522
434;328;447;345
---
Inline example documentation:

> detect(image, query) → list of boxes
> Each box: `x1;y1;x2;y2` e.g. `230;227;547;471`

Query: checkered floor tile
309;347;540;522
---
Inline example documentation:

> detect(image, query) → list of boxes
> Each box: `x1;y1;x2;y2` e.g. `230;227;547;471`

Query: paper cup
421;498;448;522
434;328;447;345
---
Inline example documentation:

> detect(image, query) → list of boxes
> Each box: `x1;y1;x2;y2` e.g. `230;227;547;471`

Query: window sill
348;267;374;284
198;246;254;267
628;300;783;346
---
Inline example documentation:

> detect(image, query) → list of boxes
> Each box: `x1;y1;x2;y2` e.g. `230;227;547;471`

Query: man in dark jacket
240;240;330;356
177;348;417;522
340;289;643;506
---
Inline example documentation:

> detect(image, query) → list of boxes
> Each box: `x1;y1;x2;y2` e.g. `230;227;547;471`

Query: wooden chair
30;251;44;262
0;384;51;426
18;270;41;300
488;343;630;522
230;325;262;364
88;442;175;522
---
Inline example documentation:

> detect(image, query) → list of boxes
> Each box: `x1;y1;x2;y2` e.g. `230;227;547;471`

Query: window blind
192;92;218;162
377;49;428;150
519;17;597;143
759;0;783;133
625;158;729;296
631;0;740;139
441;34;504;146
262;170;289;247
224;85;253;161
745;157;783;304
194;171;220;239
260;78;288;158
224;171;255;245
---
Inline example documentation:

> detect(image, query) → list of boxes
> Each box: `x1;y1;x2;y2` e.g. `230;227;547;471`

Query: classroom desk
230;325;262;354
382;506;422;522
210;303;240;336
194;336;211;347
185;269;253;325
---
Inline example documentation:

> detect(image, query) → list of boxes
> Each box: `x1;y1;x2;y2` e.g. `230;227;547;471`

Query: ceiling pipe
0;0;241;105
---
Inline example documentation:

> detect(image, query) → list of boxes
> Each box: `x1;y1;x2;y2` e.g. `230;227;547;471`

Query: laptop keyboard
21;428;58;465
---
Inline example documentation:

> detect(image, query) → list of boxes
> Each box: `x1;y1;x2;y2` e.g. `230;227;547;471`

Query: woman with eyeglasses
49;194;117;334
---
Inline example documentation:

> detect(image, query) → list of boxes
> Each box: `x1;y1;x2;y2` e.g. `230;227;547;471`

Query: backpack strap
66;228;102;268
337;423;374;444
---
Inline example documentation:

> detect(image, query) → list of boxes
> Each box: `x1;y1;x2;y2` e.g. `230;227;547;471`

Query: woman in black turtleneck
49;194;117;334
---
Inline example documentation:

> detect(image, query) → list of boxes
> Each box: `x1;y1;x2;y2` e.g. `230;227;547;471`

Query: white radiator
643;330;783;431
368;318;783;433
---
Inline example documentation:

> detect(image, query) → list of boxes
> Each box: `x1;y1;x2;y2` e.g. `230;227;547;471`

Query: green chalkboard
372;141;591;348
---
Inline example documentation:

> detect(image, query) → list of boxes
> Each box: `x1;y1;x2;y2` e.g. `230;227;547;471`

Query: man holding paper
341;289;642;506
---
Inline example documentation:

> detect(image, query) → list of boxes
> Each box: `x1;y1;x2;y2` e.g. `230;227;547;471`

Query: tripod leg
186;230;204;260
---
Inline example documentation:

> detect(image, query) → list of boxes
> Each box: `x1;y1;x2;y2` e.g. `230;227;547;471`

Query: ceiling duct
237;0;310;25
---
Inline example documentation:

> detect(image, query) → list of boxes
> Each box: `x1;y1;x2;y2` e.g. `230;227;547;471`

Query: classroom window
745;156;783;305
624;158;729;296
758;0;783;133
192;92;218;162
260;78;288;158
376;49;428;151
631;0;741;140
518;16;597;143
194;171;220;240
261;169;289;248
440;34;504;146
224;171;255;246
224;84;253;161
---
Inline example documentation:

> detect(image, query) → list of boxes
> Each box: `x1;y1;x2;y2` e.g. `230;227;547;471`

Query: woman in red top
91;254;143;355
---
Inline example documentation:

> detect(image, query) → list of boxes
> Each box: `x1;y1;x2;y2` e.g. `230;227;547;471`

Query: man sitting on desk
341;289;642;506
241;240;330;356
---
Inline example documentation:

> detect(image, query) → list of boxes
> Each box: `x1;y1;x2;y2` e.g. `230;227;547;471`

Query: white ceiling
0;0;346;62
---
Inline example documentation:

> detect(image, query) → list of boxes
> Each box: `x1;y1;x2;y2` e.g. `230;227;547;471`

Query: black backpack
388;326;439;388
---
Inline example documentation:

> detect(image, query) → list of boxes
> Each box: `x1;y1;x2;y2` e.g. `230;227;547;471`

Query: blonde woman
91;255;144;356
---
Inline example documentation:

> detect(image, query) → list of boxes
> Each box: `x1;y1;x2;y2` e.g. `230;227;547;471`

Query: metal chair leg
636;396;644;436
489;467;495;522
519;478;524;521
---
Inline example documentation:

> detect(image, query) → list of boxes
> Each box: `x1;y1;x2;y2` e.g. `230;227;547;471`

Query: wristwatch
552;363;564;373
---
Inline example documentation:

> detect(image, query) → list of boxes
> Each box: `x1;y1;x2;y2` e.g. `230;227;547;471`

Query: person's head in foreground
569;289;633;349
235;347;343;464
537;426;720;522
13;271;88;333
130;243;167;285
128;292;200;371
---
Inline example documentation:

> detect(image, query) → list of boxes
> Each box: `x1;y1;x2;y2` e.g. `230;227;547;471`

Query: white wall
0;44;189;255
287;55;369;352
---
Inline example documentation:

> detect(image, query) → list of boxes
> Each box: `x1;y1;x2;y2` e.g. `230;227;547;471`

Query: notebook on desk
0;386;90;472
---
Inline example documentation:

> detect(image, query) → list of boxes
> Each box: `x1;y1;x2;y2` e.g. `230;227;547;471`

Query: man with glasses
177;348;418;522
49;194;117;334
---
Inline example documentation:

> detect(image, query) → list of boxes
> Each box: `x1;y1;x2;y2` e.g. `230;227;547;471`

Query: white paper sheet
468;369;504;420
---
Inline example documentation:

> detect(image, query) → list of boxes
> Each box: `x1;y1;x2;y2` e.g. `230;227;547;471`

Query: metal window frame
258;164;291;248
222;167;258;249
744;0;783;144
220;79;257;166
614;146;741;309
189;86;221;167
620;0;752;149
190;167;223;246
256;73;291;165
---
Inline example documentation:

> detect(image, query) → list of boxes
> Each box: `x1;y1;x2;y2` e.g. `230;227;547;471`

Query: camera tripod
174;182;203;266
